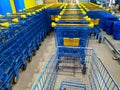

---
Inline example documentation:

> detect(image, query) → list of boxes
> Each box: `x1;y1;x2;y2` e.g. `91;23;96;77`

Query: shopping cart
32;3;119;90
32;47;120;90
0;4;57;89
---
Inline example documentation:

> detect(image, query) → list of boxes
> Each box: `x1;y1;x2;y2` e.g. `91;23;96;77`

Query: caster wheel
36;46;39;50
47;32;50;35
45;36;46;38
21;64;27;71
13;75;19;84
96;34;99;39
39;44;41;46
32;51;36;56
99;37;102;43
28;57;32;62
82;64;87;75
82;69;86;75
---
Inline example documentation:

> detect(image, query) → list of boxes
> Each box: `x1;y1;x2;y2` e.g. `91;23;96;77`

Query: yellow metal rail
52;22;94;28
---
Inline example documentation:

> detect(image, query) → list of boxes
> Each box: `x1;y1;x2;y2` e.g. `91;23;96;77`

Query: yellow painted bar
24;0;36;9
53;23;89;26
52;22;94;28
10;0;16;13
60;19;85;21
0;22;10;28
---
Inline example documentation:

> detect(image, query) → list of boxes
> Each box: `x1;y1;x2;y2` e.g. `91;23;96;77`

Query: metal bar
59;19;86;21
55;23;89;26
103;37;120;60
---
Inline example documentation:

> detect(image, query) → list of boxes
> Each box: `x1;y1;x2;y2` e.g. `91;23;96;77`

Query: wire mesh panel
57;46;90;74
89;52;120;90
59;81;86;90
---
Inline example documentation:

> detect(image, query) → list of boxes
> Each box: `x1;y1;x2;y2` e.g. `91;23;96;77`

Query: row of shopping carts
80;3;120;40
32;3;119;90
53;5;94;75
0;3;63;90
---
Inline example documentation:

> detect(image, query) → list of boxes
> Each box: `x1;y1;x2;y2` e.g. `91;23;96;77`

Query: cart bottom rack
32;47;120;90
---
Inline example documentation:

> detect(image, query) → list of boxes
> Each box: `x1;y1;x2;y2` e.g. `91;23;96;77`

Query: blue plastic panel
14;0;25;11
113;21;120;40
0;0;12;15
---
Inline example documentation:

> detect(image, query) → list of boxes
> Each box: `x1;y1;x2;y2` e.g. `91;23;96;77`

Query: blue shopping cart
32;47;120;90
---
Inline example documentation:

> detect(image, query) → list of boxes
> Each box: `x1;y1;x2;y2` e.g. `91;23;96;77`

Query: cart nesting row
0;3;64;89
32;47;120;90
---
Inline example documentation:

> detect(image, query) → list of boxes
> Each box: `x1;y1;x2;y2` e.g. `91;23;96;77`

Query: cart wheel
98;37;102;43
21;63;27;71
13;75;19;84
96;34;99;39
90;32;92;38
27;56;32;62
32;51;36;56
45;34;47;38
36;45;39;50
42;38;44;42
39;43;41;46
82;69;86;75
82;65;87;75
47;33;50;35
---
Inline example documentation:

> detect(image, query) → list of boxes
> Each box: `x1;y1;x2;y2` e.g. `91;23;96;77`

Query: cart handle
0;22;10;28
52;22;94;28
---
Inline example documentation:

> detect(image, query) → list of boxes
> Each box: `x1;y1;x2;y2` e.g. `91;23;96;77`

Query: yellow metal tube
0;22;10;28
59;19;86;21
52;22;94;28
55;23;88;26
